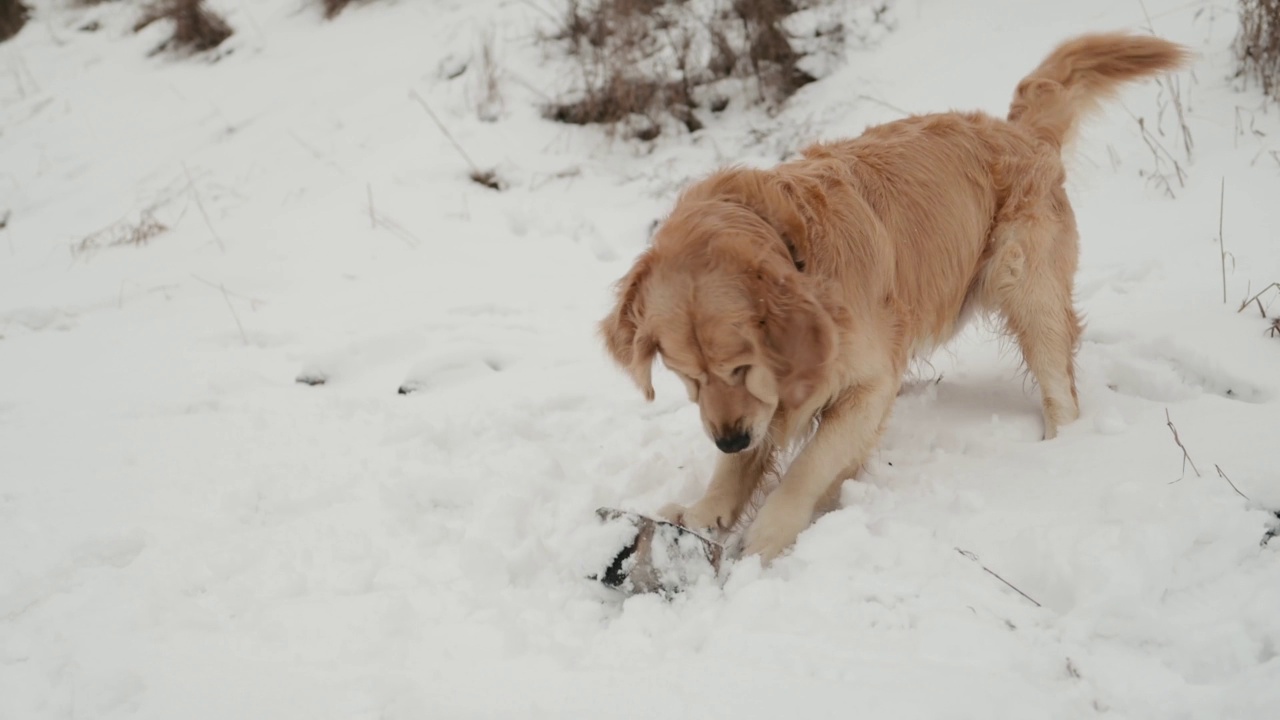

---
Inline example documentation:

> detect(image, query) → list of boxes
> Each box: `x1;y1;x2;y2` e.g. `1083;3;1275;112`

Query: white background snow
2;0;1279;717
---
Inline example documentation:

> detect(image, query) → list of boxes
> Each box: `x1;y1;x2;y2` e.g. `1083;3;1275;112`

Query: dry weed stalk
191;275;253;345
1133;114;1186;198
1236;281;1280;337
183;163;225;251
1151;72;1194;163
1217;178;1231;304
409;89;503;190
1164;412;1256;501
1233;105;1267;148
1164;409;1201;481
364;183;421;248
1238;281;1280;313
1214;464;1251;501
954;548;1042;608
1134;1;1194;187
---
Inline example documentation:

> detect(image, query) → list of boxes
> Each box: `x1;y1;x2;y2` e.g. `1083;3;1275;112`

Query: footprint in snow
397;352;510;395
1100;340;1271;404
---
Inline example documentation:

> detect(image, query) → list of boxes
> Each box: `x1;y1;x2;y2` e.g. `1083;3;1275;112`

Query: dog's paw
741;493;813;564
657;502;689;525
659;495;739;538
685;494;743;533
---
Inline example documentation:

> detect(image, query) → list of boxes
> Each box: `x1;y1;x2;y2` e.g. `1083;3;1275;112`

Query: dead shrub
735;0;814;101
0;0;30;44
321;0;378;20
133;0;233;55
545;0;885;139
1236;0;1280;101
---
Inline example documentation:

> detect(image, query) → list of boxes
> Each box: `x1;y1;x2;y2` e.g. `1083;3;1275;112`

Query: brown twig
1165;409;1201;481
955;548;1042;608
1214;464;1250;501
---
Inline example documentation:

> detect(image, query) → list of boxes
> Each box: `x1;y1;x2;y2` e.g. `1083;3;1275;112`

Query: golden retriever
599;32;1191;563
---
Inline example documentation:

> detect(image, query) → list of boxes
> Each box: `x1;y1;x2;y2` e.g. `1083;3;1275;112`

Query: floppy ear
599;252;659;401
751;256;838;409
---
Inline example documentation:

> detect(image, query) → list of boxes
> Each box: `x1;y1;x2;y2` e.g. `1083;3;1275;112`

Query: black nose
714;431;751;454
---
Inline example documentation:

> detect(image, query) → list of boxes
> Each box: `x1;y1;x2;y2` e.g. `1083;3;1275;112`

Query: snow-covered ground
2;0;1278;717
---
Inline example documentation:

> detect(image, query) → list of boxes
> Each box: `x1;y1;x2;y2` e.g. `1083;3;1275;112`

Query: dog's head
599;185;840;454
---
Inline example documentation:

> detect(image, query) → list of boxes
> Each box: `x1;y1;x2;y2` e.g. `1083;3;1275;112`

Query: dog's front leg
742;378;898;562
660;448;767;538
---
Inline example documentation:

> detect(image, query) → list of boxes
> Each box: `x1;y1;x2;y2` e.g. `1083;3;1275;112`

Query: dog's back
776;33;1192;363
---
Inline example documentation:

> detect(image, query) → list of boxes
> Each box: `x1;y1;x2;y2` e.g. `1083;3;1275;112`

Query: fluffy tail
1008;32;1192;150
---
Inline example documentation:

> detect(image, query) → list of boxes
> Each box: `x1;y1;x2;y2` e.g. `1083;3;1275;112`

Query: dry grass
545;0;835;139
134;0;232;55
72;209;168;258
0;0;30;44
1236;0;1280;101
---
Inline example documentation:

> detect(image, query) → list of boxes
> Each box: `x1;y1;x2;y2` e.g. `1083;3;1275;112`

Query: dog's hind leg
982;197;1083;439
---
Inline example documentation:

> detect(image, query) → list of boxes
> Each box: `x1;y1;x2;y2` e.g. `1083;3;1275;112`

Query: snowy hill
1;0;1278;718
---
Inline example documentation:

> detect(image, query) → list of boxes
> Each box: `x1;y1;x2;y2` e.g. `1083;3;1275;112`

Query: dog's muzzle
714;431;751;454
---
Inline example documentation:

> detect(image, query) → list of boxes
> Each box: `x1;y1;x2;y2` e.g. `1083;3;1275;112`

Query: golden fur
600;32;1192;562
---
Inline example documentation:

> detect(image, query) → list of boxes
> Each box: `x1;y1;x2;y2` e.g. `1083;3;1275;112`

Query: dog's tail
1008;32;1191;151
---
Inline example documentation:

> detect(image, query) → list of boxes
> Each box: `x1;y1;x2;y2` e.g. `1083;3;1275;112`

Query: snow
1;0;1278;717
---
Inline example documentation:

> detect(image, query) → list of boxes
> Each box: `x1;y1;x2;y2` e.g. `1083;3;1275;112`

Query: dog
599;32;1191;563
